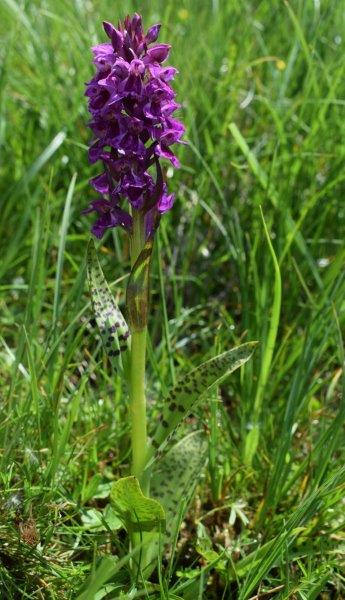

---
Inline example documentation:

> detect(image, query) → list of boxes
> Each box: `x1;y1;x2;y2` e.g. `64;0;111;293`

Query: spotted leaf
147;341;258;465
150;431;207;541
87;240;130;373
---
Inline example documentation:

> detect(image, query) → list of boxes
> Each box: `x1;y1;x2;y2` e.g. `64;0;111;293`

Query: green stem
129;211;149;492
131;211;146;267
130;327;148;486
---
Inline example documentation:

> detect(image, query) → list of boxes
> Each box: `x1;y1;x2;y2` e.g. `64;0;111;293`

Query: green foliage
0;0;344;597
87;239;130;373
243;208;282;465
126;238;154;332
81;506;122;532
110;476;165;534
151;432;208;540
148;342;257;463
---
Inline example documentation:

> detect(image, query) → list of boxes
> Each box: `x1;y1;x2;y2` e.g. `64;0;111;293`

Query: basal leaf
87;240;130;372
150;431;208;541
110;476;165;533
147;342;258;463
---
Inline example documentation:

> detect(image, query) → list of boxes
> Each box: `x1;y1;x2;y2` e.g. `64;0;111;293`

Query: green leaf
87;240;130;372
126;238;153;332
243;425;260;468
81;506;122;532
148;342;258;463
76;554;138;600
243;207;281;466
196;522;227;573
150;432;208;541
110;476;165;533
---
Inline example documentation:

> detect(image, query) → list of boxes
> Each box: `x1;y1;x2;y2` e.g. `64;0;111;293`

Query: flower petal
146;23;161;44
146;44;171;63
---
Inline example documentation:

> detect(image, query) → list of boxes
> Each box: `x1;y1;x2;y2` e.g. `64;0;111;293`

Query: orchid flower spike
83;13;185;240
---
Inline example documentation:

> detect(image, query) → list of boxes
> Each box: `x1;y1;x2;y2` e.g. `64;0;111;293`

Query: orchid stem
129;327;148;488
129;211;149;493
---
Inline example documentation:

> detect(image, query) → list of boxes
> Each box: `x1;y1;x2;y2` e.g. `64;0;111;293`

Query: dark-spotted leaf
110;476;165;534
87;240;130;373
150;431;207;541
147;341;258;464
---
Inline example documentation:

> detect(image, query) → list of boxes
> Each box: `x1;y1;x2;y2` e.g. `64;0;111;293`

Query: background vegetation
0;0;344;597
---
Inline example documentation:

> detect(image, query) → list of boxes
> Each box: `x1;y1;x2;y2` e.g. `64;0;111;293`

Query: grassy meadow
0;0;344;597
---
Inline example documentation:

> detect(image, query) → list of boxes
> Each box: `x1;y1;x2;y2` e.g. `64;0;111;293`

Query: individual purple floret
83;13;185;239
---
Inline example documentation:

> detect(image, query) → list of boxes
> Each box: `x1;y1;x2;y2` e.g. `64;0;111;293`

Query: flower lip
90;172;111;194
129;59;145;76
83;198;133;238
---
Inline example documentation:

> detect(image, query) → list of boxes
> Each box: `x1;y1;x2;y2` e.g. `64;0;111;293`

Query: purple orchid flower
83;13;185;239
